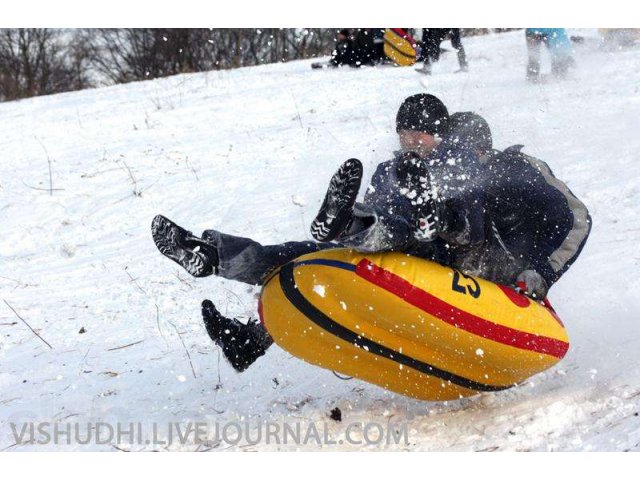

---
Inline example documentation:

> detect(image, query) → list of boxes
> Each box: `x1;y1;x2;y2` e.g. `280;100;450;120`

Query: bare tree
0;29;91;101
86;29;218;83
83;28;339;83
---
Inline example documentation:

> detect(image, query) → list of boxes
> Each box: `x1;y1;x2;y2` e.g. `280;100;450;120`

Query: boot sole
310;158;363;241
151;215;210;277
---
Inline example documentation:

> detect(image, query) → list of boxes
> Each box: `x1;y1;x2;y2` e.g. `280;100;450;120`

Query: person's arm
437;191;485;246
497;150;592;297
523;154;592;289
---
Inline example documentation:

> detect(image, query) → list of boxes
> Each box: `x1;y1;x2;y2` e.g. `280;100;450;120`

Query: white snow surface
1;30;640;451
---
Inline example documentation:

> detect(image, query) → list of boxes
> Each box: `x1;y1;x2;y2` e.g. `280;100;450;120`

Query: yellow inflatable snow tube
383;28;417;66
259;249;569;401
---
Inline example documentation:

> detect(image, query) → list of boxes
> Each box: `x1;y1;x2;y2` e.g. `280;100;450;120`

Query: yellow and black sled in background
383;28;418;66
259;249;569;401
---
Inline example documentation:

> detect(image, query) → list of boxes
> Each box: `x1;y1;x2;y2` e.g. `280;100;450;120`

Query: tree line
0;28;516;102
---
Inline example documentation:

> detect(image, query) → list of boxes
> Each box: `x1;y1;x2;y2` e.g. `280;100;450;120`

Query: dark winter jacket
481;145;591;287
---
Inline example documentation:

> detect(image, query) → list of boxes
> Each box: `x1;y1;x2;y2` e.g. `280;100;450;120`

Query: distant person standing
418;28;468;74
525;28;575;82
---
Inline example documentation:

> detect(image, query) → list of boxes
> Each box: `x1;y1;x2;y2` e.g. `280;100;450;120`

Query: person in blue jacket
526;28;575;82
151;94;591;372
326;95;485;263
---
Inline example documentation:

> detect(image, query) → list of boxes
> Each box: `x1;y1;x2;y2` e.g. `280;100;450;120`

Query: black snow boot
151;215;218;277
201;299;273;373
310;158;363;242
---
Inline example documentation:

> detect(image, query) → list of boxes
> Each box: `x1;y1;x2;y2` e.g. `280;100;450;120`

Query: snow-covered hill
1;29;640;451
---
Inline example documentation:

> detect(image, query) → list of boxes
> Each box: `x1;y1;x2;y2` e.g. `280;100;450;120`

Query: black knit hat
448;111;493;153
395;93;450;136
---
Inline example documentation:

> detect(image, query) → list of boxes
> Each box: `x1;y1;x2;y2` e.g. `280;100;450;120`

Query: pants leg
338;203;413;252
526;31;543;81
422;29;444;66
449;29;468;69
547;30;574;78
201;230;337;285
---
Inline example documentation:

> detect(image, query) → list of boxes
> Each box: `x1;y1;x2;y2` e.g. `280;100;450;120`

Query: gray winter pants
201;204;411;285
201;230;337;285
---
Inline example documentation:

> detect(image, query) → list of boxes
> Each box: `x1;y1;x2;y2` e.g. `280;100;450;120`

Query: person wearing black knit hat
395;93;450;158
151;92;476;373
396;93;450;134
311;92;488;256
